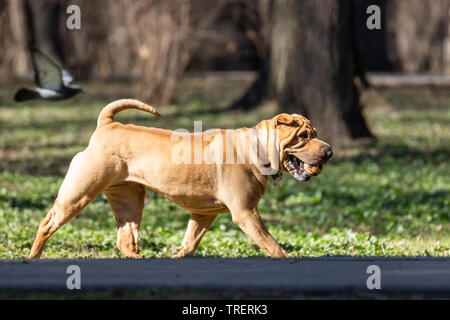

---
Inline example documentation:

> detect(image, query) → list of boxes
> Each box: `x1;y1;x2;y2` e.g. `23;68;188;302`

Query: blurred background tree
268;0;373;145
353;0;450;73
1;0;450;145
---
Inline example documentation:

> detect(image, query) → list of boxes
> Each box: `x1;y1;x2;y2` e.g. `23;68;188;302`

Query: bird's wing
62;69;74;85
31;49;63;91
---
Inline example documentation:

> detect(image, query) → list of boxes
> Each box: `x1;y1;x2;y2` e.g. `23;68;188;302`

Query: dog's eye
299;132;308;139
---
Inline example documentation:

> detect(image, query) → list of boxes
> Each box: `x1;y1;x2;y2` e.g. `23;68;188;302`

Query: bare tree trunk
25;0;64;62
228;0;272;110
386;0;450;73
0;0;31;78
353;0;450;73
228;63;269;110
61;0;137;80
270;0;373;146
125;0;193;104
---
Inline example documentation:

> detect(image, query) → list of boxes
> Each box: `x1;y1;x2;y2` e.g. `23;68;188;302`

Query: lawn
0;75;448;258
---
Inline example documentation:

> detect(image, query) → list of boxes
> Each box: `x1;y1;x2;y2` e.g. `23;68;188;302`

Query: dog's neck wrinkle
251;124;282;187
251;126;271;168
255;120;271;151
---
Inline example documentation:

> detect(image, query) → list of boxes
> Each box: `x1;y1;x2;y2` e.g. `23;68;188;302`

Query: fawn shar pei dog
29;99;333;259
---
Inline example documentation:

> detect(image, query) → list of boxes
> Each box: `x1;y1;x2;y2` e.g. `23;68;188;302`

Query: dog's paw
171;250;189;258
170;245;182;255
171;247;195;258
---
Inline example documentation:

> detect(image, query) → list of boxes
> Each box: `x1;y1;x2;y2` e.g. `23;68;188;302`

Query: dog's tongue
303;163;323;176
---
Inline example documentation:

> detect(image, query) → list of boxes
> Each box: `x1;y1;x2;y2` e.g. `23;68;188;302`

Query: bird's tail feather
97;99;161;128
14;88;40;102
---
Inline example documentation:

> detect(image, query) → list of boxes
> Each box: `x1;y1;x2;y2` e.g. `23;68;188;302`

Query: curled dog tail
97;99;161;128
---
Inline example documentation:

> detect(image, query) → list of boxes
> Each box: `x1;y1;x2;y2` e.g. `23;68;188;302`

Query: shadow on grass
0;117;96;132
0;194;50;210
303;189;448;210
332;144;449;165
1;191;109;211
0;153;74;176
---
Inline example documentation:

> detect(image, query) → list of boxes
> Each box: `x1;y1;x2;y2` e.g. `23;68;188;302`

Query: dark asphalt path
0;257;449;298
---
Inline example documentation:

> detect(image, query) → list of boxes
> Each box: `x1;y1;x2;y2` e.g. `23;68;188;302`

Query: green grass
0;78;448;258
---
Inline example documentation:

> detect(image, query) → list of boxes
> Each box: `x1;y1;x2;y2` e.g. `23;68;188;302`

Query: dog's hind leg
28;151;115;258
104;182;146;259
172;213;217;258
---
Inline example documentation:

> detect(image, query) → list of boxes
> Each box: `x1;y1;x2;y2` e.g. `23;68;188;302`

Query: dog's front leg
172;213;217;258
231;208;288;258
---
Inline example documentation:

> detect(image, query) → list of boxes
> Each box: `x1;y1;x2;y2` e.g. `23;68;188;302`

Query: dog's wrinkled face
272;113;333;182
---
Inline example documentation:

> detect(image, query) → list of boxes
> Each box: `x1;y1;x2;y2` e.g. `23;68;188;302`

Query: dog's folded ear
272;113;296;128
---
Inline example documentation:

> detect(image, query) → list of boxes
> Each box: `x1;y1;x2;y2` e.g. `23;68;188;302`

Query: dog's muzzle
283;154;323;182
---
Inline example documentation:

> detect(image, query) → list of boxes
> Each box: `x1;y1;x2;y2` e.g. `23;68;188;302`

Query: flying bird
14;49;83;102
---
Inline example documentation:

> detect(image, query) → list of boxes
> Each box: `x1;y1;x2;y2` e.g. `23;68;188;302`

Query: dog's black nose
325;148;333;158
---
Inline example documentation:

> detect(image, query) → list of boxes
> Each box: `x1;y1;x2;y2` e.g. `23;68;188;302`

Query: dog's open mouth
283;154;323;182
